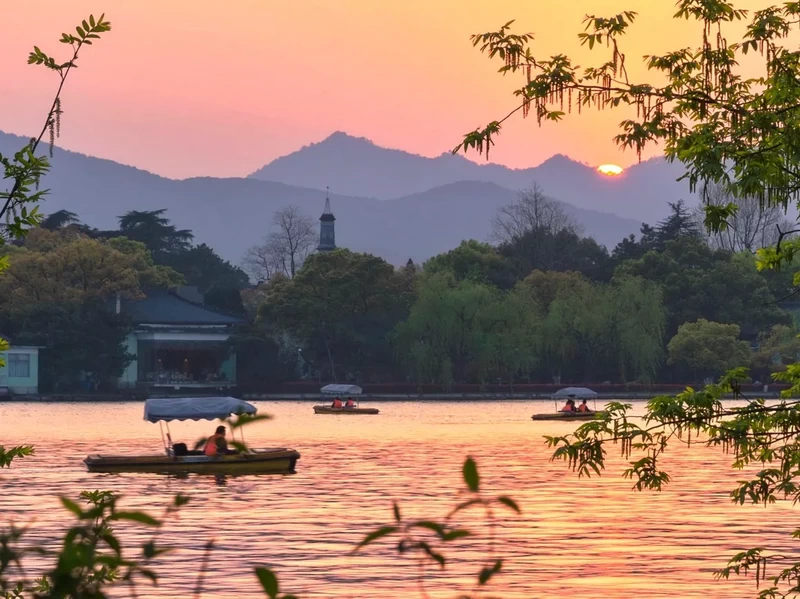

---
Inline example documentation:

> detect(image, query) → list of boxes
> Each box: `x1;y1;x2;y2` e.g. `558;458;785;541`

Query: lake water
0;400;790;598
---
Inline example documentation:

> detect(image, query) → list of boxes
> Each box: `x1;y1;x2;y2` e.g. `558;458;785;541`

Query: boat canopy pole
165;422;173;449
159;421;167;453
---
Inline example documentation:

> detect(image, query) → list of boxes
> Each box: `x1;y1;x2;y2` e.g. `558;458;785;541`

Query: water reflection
0;400;791;598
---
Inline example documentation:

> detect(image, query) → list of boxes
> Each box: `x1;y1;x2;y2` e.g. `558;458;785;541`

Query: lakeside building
0;334;40;395
116;286;244;391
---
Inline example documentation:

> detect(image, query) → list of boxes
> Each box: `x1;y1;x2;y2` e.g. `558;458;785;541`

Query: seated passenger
560;399;576;412
332;397;343;408
203;425;228;457
345;397;356;408
577;399;593;413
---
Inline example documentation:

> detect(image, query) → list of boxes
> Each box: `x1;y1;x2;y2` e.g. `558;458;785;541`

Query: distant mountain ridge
0;130;641;266
249;131;694;222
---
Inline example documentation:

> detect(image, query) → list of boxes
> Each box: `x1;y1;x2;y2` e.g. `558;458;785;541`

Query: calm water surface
0;400;791;598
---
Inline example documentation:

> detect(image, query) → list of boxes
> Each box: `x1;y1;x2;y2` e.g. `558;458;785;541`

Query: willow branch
0;41;82;223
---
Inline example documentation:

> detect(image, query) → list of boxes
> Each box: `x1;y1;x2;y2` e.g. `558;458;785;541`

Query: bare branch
242;205;317;281
490;183;580;245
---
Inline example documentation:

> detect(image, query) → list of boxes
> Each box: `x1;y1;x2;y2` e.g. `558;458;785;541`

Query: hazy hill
249;131;693;222
0;131;641;265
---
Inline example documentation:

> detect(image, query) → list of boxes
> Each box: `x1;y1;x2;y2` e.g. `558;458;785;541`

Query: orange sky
0;0;776;179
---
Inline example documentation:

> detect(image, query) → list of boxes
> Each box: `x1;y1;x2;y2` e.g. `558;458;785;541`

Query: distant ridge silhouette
250;131;693;222
1;130;653;266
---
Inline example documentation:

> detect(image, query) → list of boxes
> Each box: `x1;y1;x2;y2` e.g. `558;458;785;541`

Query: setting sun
597;164;624;176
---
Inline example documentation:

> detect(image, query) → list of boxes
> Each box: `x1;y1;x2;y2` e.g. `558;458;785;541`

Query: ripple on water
0;400;789;598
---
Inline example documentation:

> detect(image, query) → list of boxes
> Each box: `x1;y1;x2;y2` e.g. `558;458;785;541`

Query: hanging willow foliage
454;0;800;247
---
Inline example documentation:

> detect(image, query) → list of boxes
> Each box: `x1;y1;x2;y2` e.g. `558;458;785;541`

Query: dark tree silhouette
117;209;193;259
40;210;81;231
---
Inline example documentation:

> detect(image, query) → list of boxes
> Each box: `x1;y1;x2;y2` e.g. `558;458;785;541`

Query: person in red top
203;425;228;456
560;399;576;412
577;399;593;413
331;397;343;408
345;397;356;408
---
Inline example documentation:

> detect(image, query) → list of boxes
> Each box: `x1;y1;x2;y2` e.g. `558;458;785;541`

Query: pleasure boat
312;384;380;415
84;397;300;475
531;387;606;421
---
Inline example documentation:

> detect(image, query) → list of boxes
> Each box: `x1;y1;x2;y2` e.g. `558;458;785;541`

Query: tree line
240;187;798;388
2;186;797;391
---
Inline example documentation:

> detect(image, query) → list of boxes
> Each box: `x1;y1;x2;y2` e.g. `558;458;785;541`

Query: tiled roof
122;290;244;325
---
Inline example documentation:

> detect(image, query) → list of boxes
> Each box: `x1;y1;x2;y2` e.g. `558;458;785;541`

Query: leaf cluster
2;15;110;255
457;0;800;244
352;457;519;595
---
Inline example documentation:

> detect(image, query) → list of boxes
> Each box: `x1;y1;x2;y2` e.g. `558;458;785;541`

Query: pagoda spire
323;186;332;215
317;186;336;252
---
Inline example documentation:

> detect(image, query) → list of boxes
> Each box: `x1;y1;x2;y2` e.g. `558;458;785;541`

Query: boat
84;397;300;475
531;411;606;421
531;387;604;421
312;384;380;415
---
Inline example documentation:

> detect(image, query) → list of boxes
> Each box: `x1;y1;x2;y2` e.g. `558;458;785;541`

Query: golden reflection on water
0;400;791;598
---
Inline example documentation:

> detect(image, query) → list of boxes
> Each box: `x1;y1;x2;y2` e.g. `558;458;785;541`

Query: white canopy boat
312;384;380;415
531;387;605;420
84;397;300;474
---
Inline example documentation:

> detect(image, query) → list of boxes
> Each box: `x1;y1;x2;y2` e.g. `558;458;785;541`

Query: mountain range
250;131;694;223
0;130;693;266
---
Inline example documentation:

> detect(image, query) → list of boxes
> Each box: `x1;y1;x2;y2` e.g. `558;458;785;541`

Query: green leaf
463;457;480;492
352;526;399;552
392;501;401;523
420;543;445;568
411;520;446;538
442;528;472;542
102;532;122;556
478;559;503;585
139;568;158;583
143;541;157;558
111;511;162;526
496;496;521;513
255;567;279;598
60;497;83;517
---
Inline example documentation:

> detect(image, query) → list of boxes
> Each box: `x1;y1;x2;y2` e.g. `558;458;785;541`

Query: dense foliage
451;2;800;596
257;249;414;382
6;197;794;390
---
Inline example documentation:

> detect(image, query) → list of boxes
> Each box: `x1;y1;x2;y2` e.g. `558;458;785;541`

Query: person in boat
560;398;577;412
577;399;593;413
344;397;356;408
204;425;229;457
331;397;343;408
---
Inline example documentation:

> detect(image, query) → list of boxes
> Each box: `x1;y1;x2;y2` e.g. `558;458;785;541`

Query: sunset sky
1;1;776;179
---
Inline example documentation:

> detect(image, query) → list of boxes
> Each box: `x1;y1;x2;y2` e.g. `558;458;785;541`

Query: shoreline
0;390;788;403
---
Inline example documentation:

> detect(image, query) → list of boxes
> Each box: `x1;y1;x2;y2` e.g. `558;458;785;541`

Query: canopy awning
143;397;257;423
320;384;362;396
551;387;598;400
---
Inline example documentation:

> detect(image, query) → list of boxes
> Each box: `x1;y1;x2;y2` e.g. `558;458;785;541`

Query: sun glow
597;164;624;176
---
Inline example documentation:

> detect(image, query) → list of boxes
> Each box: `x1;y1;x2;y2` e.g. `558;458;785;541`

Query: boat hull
84;448;300;475
313;406;380;415
531;411;606;421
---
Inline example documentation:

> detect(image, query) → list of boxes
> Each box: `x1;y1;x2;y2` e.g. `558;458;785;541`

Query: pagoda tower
317;187;336;252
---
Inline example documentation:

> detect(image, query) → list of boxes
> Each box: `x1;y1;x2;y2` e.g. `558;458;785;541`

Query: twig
1;33;83;223
193;540;215;599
